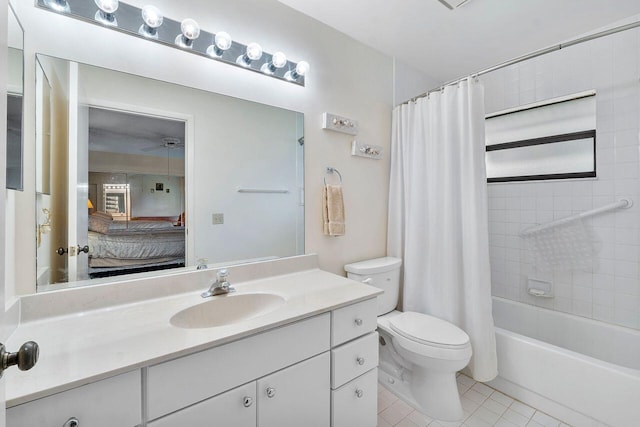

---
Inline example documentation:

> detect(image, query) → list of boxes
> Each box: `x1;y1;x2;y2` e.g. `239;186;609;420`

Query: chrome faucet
196;258;208;270
201;269;235;298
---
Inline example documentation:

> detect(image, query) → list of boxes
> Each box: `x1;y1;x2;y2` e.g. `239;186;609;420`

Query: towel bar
324;167;343;185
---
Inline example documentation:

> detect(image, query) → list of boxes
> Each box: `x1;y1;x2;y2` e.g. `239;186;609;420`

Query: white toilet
344;257;472;422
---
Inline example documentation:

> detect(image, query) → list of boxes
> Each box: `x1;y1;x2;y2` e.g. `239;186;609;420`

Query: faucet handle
216;269;229;282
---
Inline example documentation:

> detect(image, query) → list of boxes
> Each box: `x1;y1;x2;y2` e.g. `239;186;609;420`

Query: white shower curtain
388;78;498;382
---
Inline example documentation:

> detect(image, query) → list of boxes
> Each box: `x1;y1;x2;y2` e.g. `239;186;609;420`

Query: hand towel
323;184;345;236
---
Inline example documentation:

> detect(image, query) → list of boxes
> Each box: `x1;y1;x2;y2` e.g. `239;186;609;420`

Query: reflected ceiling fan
141;137;185;152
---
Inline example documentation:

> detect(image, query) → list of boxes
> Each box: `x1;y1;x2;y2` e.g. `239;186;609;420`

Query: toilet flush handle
361;278;373;285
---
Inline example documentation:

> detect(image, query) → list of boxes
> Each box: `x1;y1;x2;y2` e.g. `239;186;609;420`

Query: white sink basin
170;292;286;329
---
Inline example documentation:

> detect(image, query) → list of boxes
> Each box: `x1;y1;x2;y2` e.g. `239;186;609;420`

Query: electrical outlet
212;213;224;225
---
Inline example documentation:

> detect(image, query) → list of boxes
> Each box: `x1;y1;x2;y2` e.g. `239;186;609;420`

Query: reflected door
67;62;89;282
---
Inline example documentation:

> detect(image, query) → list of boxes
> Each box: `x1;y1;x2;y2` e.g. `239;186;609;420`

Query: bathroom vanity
4;256;381;426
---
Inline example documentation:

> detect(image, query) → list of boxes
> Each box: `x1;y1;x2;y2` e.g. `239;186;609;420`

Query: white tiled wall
484;28;640;330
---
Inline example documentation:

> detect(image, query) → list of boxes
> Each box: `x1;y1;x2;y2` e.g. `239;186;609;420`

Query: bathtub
488;297;640;427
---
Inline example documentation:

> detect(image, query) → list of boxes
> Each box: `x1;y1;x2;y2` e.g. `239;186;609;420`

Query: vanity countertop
5;268;381;407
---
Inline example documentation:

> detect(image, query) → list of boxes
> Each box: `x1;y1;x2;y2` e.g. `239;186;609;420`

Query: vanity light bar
36;0;309;86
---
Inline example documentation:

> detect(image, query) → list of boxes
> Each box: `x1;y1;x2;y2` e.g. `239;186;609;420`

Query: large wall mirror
35;54;305;292
7;4;24;191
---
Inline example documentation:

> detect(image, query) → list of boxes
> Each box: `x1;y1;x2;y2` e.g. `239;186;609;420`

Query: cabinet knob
243;396;253;408
356;357;365;366
354;318;363;326
355;389;364;398
0;341;39;377
63;418;79;427
266;387;276;398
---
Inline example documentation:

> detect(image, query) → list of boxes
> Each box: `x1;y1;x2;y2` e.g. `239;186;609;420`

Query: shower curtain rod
408;19;640;103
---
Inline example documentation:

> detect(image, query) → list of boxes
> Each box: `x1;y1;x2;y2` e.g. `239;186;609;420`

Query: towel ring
324;167;342;185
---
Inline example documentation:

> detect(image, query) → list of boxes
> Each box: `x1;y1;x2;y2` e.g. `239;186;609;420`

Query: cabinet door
149;382;256;427
257;352;330;427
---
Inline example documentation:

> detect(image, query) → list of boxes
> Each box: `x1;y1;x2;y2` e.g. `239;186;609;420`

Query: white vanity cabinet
7;297;380;427
6;371;141;427
147;299;379;427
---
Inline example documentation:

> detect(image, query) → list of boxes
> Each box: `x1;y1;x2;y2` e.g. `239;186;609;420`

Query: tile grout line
378;373;571;427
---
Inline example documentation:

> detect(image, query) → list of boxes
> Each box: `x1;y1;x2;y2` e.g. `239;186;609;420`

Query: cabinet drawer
149;382;256;427
331;332;379;388
148;313;330;420
331;298;377;346
331;368;378;427
7;371;141;427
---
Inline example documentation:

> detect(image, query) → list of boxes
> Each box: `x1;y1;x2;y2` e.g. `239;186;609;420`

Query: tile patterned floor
377;374;571;427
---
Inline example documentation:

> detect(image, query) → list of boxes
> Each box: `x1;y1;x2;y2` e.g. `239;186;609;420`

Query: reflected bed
88;219;185;278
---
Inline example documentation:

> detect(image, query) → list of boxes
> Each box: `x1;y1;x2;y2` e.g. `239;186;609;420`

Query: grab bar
521;198;633;236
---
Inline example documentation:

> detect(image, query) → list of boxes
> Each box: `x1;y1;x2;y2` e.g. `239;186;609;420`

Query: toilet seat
388;312;470;349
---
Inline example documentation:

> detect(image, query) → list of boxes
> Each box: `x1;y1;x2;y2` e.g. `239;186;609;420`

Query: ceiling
278;0;640;84
89;108;185;158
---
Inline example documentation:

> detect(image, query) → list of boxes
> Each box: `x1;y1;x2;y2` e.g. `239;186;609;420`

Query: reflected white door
67;62;89;282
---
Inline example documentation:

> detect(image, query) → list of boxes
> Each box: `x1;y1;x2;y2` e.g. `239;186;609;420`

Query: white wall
89;151;185;176
484;27;640;330
128;175;183;218
6;48;20;92
9;0;393;298
393;58;440;106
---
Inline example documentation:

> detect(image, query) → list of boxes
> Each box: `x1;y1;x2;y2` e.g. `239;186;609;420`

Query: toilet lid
388;312;470;348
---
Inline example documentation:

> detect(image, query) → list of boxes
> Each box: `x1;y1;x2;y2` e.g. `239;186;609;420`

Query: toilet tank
344;257;402;316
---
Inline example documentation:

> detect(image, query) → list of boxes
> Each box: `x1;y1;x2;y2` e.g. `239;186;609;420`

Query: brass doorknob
0;341;39;377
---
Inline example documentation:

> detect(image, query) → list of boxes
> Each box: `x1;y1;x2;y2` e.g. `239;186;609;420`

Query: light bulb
95;0;118;14
43;0;70;13
181;18;200;40
285;60;310;81
207;31;232;58
261;51;287;75
246;43;263;61
139;5;163;38
295;61;310;76
215;32;232;50
94;0;119;26
236;42;263;67
272;52;287;68
142;5;163;28
175;18;200;49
